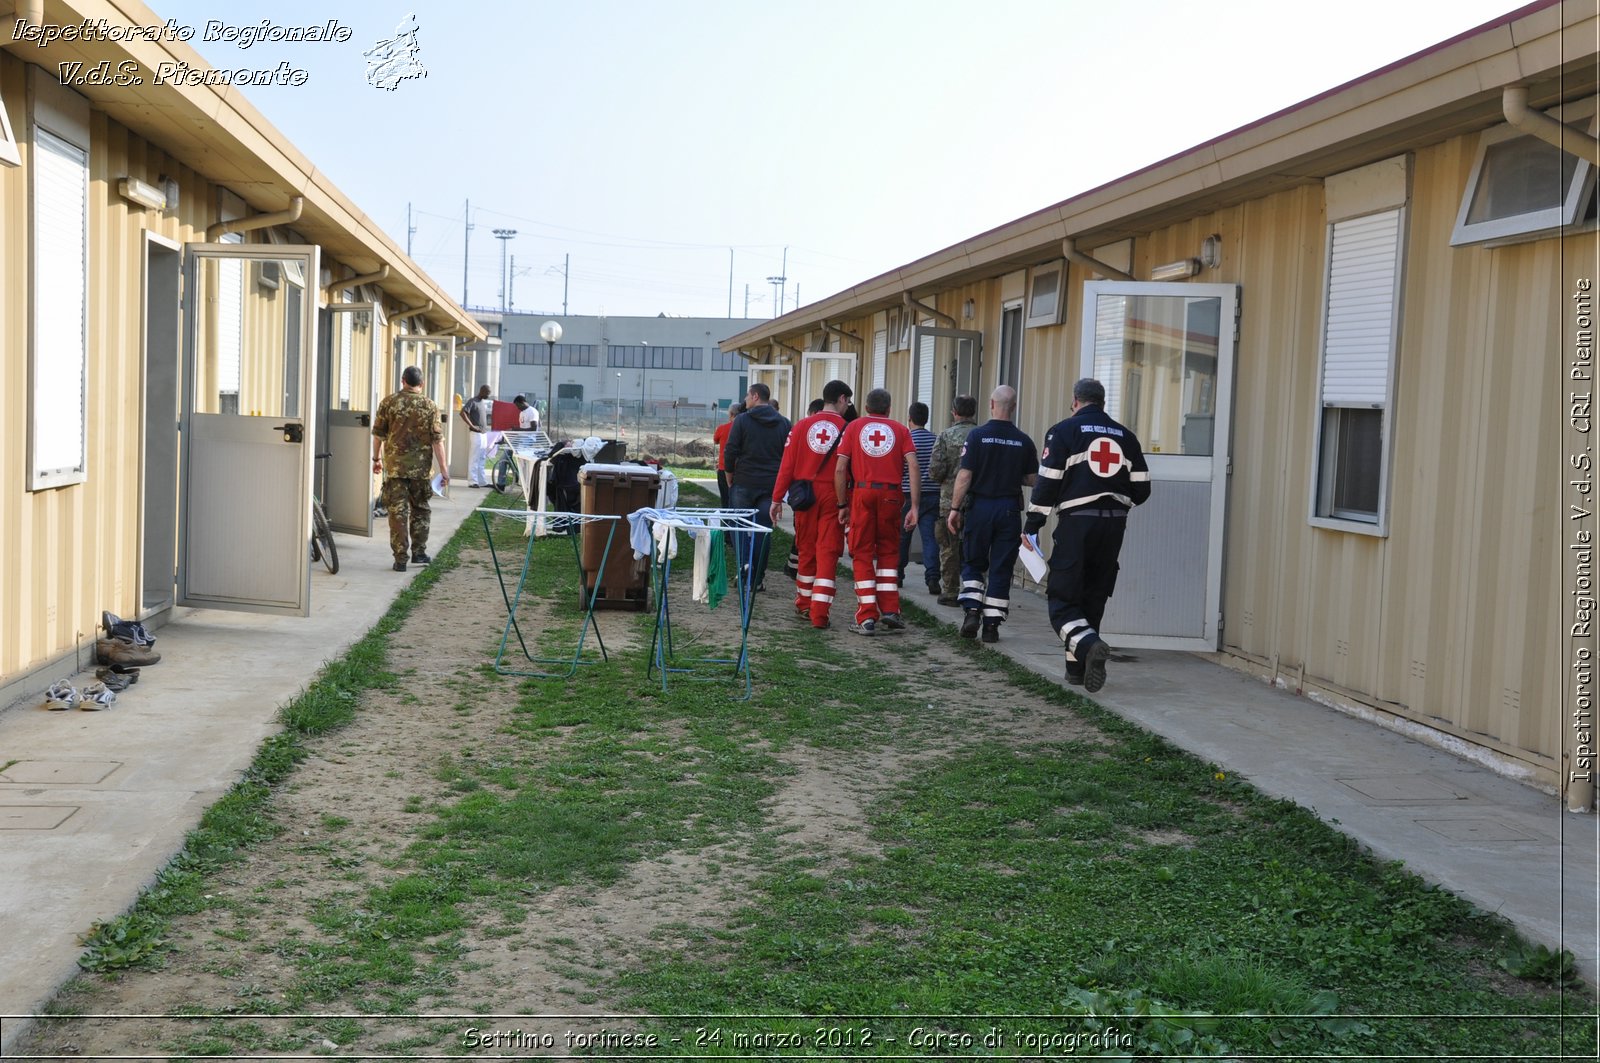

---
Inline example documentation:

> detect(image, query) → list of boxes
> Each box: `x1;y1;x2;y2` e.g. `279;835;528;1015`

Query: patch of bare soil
20;547;1111;1059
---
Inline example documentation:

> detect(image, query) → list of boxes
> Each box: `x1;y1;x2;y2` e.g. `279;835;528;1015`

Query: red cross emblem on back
859;421;897;458
868;429;887;447
807;420;838;455
1087;437;1125;477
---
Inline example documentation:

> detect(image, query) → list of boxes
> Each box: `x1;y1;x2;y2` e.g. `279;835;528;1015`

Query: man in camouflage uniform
927;394;978;606
372;365;449;571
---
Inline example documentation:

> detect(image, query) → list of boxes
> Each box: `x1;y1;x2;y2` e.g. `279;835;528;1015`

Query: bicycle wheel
493;452;518;494
311;500;339;574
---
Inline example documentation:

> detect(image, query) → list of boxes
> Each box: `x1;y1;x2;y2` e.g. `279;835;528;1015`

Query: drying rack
642;507;770;700
478;507;621;678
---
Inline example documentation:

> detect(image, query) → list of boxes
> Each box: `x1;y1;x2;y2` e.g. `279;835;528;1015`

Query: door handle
271;423;305;443
358;414;371;428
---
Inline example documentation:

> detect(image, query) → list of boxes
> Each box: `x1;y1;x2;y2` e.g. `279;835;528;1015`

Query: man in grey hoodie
724;383;791;592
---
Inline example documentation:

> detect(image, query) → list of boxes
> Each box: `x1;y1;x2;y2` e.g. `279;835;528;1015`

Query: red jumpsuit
773;411;847;628
837;415;916;625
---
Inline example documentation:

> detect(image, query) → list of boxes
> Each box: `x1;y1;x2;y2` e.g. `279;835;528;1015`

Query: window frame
1450;98;1597;247
0;85;19;167
28;123;90;490
1024;260;1065;328
1308;205;1408;536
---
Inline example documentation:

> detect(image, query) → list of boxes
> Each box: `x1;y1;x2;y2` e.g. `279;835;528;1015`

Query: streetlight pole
614;371;622;441
767;275;785;319
492;229;516;312
540;319;562;436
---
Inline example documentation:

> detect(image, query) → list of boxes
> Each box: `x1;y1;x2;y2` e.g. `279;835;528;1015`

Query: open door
1077;282;1237;650
750;363;794;421
323;302;382;535
799;351;859;410
178;242;320;616
909;325;981;420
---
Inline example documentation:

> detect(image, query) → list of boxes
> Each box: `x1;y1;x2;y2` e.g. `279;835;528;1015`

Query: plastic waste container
580;462;660;610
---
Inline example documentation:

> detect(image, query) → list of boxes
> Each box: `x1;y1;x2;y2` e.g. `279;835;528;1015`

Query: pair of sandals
102;611;155;647
44;680;116;711
97;664;141;692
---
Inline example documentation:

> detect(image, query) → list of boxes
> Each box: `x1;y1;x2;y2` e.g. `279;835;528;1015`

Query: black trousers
1046;513;1126;664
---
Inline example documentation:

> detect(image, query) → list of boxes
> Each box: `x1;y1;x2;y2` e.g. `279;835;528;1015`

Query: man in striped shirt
898;401;942;595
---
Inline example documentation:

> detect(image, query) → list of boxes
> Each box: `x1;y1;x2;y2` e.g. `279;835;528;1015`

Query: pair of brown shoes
97;638;160;666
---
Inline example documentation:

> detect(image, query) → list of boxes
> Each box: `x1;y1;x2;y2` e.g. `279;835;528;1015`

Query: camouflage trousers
382;477;432;560
935;504;962;596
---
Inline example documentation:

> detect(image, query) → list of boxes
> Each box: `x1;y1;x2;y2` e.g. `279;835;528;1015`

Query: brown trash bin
580;462;661;610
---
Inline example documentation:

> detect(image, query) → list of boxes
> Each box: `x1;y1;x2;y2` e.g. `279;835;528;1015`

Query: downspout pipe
1062;238;1133;282
323;265;389;297
392;300;433;329
206;196;304;241
903;293;957;328
1503;86;1600;168
19;1;44;29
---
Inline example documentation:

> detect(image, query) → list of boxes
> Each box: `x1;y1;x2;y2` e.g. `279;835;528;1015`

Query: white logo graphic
860;422;897;459
1085;436;1126;478
806;420;839;455
365;14;427;91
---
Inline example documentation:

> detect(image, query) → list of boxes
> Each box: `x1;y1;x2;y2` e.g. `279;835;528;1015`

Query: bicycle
491;437;519;494
310;453;339;575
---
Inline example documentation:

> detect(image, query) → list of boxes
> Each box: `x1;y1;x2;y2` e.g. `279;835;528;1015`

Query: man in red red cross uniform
834;387;919;635
1025;378;1151;692
771;379;853;629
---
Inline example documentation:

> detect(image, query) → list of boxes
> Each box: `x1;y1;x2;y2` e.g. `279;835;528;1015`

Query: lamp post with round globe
539;320;562;436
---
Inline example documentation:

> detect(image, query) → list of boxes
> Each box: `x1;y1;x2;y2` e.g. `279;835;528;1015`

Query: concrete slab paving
0;487;1593;1053
0;491;481;1054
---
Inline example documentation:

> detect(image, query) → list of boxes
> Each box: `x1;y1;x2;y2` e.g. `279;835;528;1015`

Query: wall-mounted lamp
160;175;180;209
962;298;975;320
118;177;167;211
1149;258;1202;282
1200;234;1222;269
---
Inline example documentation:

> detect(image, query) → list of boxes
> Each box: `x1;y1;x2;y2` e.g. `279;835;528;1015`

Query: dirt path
19;541;1102;1058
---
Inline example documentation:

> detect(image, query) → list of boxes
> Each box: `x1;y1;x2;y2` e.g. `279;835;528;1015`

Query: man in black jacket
1025;378;1150;693
724;382;791;591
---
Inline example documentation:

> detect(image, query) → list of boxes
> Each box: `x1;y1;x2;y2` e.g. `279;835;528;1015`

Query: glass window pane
1320;406;1382;520
1092;294;1221;455
1466;132;1583;224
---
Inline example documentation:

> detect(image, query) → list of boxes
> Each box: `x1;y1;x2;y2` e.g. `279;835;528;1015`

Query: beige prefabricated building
725;1;1600;801
0;0;485;706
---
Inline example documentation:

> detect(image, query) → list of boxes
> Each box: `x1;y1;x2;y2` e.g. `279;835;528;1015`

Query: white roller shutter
31;127;88;485
217;233;244;399
1321;209;1401;407
916;333;935;405
871;328;886;390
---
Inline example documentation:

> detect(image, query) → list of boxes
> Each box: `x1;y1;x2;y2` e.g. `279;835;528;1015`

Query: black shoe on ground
880;612;906;631
411;552;432;565
981;622;1000;644
927;582;941;596
937;595;960;607
1083;640;1110;693
1065;665;1085;687
960;610;981;639
392;559;407;572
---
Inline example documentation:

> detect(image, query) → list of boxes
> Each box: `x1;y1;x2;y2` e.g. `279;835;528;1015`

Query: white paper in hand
1017;533;1048;583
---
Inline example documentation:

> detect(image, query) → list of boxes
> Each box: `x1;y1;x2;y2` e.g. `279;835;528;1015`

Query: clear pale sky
152;0;1529;319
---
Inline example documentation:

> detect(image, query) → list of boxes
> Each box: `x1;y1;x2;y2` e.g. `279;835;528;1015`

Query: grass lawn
49;483;1596;1060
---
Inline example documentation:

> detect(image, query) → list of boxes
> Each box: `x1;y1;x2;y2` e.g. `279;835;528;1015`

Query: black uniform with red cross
772;410;847;628
1024;402;1150;676
837;415;916;625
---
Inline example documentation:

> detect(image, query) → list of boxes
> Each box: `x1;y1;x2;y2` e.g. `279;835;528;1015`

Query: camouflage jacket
928;418;977;508
372;390;442;478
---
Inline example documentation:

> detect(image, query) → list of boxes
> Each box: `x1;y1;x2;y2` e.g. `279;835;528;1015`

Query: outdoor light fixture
118;177;167;210
540;319;562;436
1200;234;1223;269
962;298;975;320
1149;258;1202;281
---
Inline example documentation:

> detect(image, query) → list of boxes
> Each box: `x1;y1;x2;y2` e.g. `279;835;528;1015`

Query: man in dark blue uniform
946;385;1037;643
1025;378;1151;692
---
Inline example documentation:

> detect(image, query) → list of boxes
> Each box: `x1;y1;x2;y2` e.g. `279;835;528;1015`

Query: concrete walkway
1;489;1594;1052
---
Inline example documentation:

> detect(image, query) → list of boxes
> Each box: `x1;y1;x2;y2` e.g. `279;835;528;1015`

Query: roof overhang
3;0;484;342
722;0;1594;353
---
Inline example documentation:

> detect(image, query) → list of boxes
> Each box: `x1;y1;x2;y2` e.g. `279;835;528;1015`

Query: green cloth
707;529;728;609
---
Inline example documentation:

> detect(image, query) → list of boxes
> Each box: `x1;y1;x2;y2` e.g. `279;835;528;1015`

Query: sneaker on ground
411;552;432;565
879;612;906;631
850;618;877;636
981;623;1000;644
1083;641;1110;693
44;680;79;711
392;559;407;572
78;682;116;710
960;610;981;639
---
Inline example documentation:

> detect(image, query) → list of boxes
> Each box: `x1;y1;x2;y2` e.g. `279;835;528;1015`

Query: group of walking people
722;376;1150;693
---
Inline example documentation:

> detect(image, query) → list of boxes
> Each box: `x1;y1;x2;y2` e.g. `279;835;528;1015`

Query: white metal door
324;303;381;535
178;242;320;616
909;325;981;421
799;352;859;409
1077;282;1237;650
750;363;794;421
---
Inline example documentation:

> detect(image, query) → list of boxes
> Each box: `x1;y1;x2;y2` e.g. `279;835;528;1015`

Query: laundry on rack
706;529;728;609
692;525;711;602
